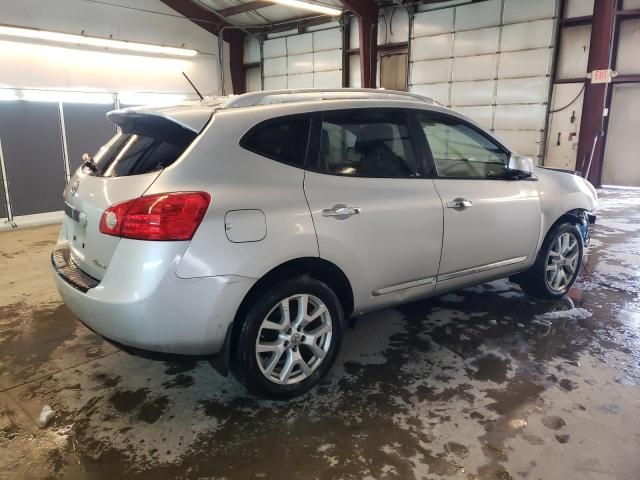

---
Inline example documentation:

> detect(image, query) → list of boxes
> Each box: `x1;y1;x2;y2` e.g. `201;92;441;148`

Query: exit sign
591;69;612;84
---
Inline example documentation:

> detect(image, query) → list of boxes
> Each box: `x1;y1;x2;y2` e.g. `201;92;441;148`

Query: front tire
514;223;584;299
231;277;344;399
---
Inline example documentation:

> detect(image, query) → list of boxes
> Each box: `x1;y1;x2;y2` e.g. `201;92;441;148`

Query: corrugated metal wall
409;0;558;162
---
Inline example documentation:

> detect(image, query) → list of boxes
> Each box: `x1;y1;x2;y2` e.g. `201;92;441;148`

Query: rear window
240;115;310;167
85;115;197;177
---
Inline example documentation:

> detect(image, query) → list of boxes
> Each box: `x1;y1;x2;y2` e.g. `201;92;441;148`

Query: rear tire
231;276;344;399
513;223;584;300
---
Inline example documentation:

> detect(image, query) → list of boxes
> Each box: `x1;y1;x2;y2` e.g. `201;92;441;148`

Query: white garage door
409;0;558;162
602;85;640;187
262;27;342;90
602;15;640;187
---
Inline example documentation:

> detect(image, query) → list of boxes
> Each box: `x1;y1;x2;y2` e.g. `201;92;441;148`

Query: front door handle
446;198;473;210
322;205;361;218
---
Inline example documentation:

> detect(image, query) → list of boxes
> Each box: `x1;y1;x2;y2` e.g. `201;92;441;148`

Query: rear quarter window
240;115;310;167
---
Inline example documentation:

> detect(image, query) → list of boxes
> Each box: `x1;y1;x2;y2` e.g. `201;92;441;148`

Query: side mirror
507;154;533;178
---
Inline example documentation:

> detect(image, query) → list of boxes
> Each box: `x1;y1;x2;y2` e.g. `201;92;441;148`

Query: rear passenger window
241;115;310;167
316;110;419;178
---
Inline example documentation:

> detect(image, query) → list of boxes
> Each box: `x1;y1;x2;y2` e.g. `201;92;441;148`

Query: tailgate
62;170;161;280
60;106;209;280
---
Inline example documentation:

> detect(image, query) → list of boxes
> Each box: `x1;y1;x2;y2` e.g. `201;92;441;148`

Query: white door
602;84;640;187
415;112;541;291
304;109;443;314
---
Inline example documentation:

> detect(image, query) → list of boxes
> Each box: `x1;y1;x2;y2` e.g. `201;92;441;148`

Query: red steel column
225;30;247;94
340;0;379;88
160;0;246;94
575;0;617;186
358;15;378;88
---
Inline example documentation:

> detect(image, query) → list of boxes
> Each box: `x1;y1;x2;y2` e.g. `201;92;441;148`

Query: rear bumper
51;241;255;355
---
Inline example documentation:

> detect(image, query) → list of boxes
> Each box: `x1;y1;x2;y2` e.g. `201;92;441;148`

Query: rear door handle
322;205;361;218
446;198;473;210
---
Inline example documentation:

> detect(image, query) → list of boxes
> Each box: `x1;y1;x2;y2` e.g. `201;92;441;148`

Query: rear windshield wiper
81;153;97;173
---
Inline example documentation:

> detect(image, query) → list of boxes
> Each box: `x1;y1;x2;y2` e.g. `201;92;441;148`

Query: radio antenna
182;72;204;100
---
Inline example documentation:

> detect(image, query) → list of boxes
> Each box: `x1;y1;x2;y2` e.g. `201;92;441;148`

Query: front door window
417;114;509;179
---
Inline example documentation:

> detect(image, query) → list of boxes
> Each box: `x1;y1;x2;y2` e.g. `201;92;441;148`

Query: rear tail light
99;192;211;241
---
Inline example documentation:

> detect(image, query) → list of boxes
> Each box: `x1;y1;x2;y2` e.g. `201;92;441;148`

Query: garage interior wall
0;0;227;223
348;7;411;89
257;23;343;90
0;149;8;220
1;0;225;95
546;0;640;187
247;0;560;163
409;0;559;163
602;2;640;187
544;0;594;171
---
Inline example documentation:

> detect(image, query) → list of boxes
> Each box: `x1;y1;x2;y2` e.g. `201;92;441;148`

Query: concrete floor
0;189;639;480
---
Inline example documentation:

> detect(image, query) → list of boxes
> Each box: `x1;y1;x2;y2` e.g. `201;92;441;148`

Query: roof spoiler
107;104;214;133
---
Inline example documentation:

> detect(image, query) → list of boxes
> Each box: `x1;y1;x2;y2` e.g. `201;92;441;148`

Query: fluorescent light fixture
118;92;187;106
0;89;188;105
269;0;342;16
0;89;18;101
0;25;198;57
21;90;114;104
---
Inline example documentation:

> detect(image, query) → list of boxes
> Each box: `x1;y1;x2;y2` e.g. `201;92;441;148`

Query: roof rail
220;88;441;109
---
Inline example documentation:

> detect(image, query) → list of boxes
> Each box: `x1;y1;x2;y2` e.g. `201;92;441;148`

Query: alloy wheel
255;294;333;385
545;232;580;292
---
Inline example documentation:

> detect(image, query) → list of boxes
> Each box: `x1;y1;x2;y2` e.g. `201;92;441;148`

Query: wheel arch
549;208;588;232
234;257;355;323
209;257;354;377
538;208;589;253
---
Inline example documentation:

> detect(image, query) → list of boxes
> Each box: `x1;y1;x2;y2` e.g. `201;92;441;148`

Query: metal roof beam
217;1;273;18
159;0;247;94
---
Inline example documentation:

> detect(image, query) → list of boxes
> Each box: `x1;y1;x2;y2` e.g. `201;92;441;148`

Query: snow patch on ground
533;307;592;324
596;218;639;233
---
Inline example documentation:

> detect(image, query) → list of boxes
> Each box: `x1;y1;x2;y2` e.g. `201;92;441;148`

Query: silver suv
52;89;597;398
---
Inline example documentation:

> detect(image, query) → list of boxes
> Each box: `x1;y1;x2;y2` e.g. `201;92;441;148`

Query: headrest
355;124;394;151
